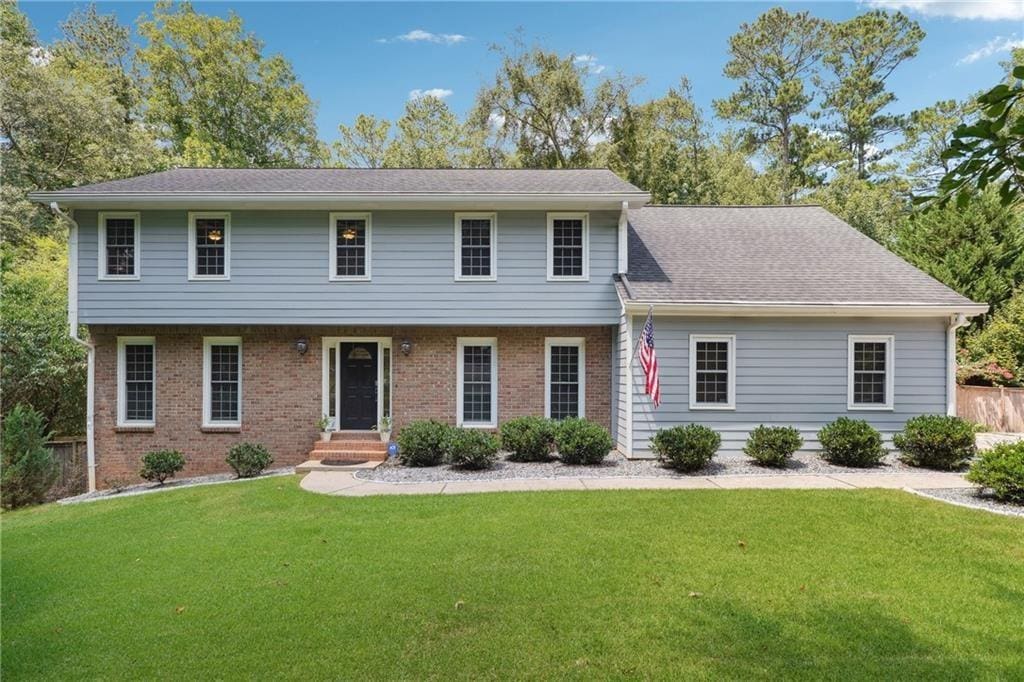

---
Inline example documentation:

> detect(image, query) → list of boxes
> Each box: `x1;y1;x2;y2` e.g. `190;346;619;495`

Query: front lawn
3;479;1023;679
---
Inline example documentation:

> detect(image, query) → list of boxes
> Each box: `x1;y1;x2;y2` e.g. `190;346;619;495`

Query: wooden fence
44;437;88;501
957;385;1024;433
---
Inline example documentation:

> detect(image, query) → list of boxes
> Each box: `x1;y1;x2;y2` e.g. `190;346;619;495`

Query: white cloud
408;88;454;101
957;35;1024;64
377;29;467;45
866;0;1024;21
574;54;606;74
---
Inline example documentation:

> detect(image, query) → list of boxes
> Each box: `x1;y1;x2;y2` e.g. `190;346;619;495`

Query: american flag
638;308;661;407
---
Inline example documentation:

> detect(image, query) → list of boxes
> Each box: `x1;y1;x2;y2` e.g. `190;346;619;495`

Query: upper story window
457;337;497;428
689;334;736;410
848;335;894;410
329;212;371;281
203;337;242;427
455;212;497;281
98;212;141;280
547;213;589;281
117;336;155;427
188;212;230;280
545;337;585;420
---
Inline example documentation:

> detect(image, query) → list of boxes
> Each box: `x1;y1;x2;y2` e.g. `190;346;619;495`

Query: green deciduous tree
714;7;826;203
334;114;392;168
138;1;325;167
964;288;1024;383
384;96;474;168
899;98;979;192
810;170;910;243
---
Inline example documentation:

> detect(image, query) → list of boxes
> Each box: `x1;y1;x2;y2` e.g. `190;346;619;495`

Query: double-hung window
188;212;230;280
98;212;141;279
329;212;371;281
457;338;497;428
545;338;585;420
547;213;589;281
454;213;497;280
689;334;736;410
848;335;894;410
117;337;155;427
203;337;242;427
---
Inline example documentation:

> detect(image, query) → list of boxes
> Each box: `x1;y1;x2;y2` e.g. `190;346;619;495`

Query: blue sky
21;1;1024;143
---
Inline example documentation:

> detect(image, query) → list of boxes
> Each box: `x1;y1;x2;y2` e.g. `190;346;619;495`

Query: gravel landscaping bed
913;487;1024;517
59;467;295;505
355;452;917;483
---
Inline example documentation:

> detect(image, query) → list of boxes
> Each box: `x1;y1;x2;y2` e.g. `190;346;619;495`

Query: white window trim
847;334;895;411
544;337;586;419
456;337;498;428
546;212;590;282
320;336;392;431
328;212;372;282
188;211;231;281
203;336;242;428
116;336;155;427
688;334;736;410
98;211;141;280
453;212;498;282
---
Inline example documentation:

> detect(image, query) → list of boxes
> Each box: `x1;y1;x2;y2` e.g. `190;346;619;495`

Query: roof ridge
169;166;619;172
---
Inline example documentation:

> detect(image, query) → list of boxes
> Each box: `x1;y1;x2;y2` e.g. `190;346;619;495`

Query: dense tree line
2;1;1022;435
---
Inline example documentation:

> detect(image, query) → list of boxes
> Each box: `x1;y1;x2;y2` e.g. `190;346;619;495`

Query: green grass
3;478;1023;680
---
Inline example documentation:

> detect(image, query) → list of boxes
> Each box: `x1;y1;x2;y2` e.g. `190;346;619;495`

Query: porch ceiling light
207;228;223;242
400;339;413;356
295;337;309;355
341;227;357;241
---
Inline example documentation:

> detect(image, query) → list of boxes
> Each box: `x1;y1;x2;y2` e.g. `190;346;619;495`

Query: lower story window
848;335;894;409
117;337;155;426
204;337;242;426
689;334;736;409
458;338;496;427
546;338;585;420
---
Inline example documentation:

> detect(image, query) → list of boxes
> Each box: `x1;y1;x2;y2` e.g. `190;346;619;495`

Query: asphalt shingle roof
625;205;977;307
50;167;645;196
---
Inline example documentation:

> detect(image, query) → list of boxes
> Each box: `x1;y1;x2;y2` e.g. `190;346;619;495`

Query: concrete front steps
296;430;389;474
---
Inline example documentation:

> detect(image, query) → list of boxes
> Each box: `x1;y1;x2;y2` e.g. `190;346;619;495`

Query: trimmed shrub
894;415;977;470
651;424;720;472
396;420;451;467
446;428;500;470
743;425;803;467
140;449;185;484
500;416;556;462
1;404;57;509
226;442;274;478
817;418;885;467
966;441;1024;503
555;418;613;465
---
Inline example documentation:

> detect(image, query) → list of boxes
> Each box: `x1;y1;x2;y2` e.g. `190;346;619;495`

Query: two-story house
31;168;986;490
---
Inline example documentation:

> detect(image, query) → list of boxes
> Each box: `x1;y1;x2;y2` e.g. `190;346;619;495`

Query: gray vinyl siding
628;316;949;457
76;209;620;325
615;310;631;453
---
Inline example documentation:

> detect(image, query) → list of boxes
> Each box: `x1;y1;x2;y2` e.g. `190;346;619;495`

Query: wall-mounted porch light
400;339;413;356
295;337;309;355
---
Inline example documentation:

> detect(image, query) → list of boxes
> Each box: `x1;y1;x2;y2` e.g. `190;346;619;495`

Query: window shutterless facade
545;337;585;420
454;212;497;281
98;212;141;280
116;336;155;426
188;212;230;280
546;212;589;281
457;337;497;428
203;337;242;427
329;212;371;281
689;334;736;410
848;335;894;410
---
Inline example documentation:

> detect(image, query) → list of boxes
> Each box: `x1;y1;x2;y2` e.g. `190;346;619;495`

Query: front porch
296;430;388;473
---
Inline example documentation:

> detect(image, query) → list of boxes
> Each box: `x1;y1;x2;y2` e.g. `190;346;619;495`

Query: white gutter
50;203;96;492
617;200;629;274
623;301;990;318
946;313;970;417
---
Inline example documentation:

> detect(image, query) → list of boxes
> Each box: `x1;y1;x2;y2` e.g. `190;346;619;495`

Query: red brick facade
91;325;614;487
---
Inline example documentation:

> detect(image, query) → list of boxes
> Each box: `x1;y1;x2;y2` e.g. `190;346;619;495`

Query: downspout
50;202;96;492
946;313;969;417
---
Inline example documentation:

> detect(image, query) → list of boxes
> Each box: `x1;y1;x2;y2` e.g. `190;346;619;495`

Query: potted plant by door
379;416;392;443
317;415;332;442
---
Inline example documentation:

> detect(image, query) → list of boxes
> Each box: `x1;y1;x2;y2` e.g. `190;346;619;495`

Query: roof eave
622;300;989;318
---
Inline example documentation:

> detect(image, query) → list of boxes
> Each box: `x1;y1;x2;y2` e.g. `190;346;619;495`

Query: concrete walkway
300;470;970;497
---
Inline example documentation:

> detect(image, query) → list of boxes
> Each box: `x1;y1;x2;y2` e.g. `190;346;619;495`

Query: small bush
500;416;556;462
139;449;185;484
966;441;1024;503
743;425;803;467
555;418;613;465
1;404;57;509
817;418;885;467
226;442;274;478
446;428;499;470
893;415;977;470
651;425;720;472
397;420;451;467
